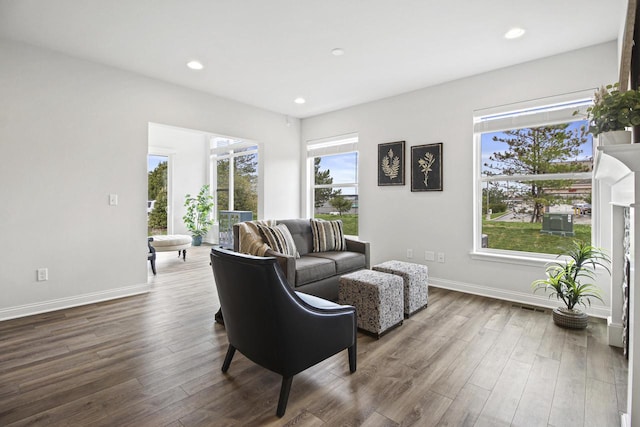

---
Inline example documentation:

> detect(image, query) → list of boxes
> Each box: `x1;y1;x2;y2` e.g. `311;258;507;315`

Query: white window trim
305;133;359;226
148;147;175;234
472;93;596;261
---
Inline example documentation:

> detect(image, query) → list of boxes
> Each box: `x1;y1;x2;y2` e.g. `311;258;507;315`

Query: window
307;134;359;236
210;137;259;219
474;96;594;256
147;154;169;235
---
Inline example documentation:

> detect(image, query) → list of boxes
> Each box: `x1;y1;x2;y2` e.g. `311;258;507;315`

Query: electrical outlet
37;268;48;281
425;251;435;261
437;252;445;263
406;249;413;259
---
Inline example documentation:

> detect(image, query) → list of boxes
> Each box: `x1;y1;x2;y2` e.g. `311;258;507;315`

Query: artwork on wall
378;141;405;186
411;143;443;191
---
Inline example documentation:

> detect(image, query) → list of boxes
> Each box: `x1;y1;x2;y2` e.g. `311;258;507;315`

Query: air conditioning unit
540;213;575;236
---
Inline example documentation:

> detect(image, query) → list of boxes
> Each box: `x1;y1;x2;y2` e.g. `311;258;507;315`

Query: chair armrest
295;292;352;310
265;248;296;286
346;238;370;269
281;292;357;373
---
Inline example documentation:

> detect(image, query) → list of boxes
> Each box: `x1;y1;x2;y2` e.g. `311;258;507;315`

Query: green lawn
307;214;589;254
316;214;358;236
482;219;591;255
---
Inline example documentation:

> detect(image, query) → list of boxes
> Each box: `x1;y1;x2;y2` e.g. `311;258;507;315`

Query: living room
0;1;635;425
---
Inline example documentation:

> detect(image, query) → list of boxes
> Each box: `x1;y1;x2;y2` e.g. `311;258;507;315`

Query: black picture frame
378;141;405;186
411;143;443;191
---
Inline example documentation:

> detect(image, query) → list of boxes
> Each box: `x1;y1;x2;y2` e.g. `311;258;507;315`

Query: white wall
301;41;618;317
0;38;300;320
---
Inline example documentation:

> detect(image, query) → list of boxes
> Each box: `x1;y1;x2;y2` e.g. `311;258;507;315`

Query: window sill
469;250;557;267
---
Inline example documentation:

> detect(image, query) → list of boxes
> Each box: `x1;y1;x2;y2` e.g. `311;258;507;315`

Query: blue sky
148;154;168;172
317;152;358;184
317;152;358;195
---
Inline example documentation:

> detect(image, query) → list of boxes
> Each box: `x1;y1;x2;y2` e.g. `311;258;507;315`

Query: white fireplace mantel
594;143;640;427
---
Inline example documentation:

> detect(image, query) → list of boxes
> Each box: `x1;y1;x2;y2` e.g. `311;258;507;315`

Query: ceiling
0;0;626;118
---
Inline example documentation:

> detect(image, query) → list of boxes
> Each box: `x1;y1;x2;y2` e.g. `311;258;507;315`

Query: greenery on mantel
583;83;640;136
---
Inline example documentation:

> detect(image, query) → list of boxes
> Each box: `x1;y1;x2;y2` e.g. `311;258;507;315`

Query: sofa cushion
310;219;346;252
237;220;276;256
278;219;313;256
257;223;300;258
307;251;366;274
295;256;336;286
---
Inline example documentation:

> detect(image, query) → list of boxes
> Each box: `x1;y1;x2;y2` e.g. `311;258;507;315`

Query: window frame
472;93;597;261
306;133;359;236
210;136;260;220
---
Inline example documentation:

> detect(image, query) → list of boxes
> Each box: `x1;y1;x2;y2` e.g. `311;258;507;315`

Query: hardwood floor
0;245;628;426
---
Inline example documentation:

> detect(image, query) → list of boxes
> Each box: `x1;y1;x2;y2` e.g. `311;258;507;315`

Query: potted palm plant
183;184;215;246
584;83;640;144
532;240;610;329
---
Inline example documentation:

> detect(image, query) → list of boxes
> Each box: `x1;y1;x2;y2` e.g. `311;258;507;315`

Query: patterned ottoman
339;270;403;338
373;260;428;317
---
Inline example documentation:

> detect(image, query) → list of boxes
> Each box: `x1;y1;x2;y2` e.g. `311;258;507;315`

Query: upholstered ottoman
339;270;403;337
373;260;428;317
149;234;192;261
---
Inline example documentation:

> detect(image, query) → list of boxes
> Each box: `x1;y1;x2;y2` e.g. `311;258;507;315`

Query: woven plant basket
552;307;588;329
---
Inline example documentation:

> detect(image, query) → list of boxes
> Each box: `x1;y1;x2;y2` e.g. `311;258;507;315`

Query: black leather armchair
210;247;357;417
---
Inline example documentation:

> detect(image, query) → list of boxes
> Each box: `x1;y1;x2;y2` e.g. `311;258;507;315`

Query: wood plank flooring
0;245;628;426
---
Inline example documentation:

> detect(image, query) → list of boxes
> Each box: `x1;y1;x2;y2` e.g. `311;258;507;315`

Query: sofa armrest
345;238;370;269
265;248;296;286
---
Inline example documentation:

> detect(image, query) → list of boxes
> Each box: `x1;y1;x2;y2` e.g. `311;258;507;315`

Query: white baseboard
607;317;624;347
0;283;151;322
429;277;611;319
621;413;629;427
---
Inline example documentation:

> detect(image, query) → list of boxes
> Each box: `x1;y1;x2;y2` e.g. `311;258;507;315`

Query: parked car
573;203;591;215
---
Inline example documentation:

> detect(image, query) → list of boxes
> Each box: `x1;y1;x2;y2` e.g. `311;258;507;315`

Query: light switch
109;194;118;206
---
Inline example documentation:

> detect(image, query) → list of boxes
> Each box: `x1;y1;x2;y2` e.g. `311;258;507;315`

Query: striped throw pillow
257;223;300;258
311;219;346;252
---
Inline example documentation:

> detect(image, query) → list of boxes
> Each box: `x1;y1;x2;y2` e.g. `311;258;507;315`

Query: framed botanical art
411;143;443;191
378;141;405;186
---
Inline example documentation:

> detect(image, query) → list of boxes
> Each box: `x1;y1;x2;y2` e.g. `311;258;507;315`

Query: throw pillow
257;223;300;258
310;218;346;252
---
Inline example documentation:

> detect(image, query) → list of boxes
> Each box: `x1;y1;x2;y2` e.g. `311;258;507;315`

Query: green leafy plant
584;83;640;136
532;240;610;311
183;184;215;237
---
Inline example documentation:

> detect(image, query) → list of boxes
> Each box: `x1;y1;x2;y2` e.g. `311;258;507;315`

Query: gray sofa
233;218;370;301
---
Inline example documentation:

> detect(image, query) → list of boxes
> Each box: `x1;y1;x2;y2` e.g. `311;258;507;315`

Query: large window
210;137;259;219
307;134;359;236
474;97;594;256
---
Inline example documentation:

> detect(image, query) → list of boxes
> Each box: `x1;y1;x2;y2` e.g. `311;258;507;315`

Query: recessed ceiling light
294;97;306;105
186;60;204;70
331;48;345;56
504;27;525;39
